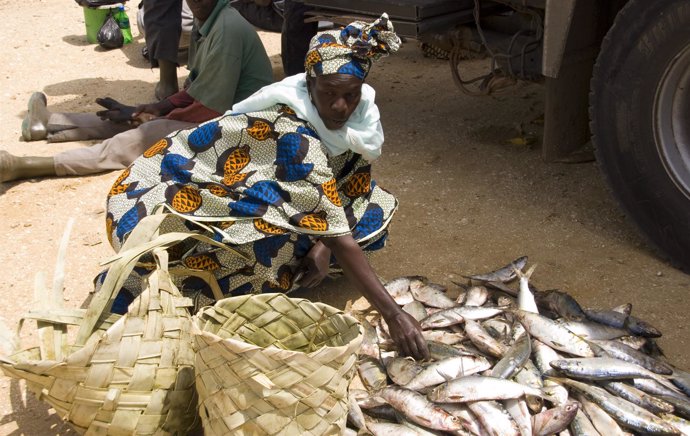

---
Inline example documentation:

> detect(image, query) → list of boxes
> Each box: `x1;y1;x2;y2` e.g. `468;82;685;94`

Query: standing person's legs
143;0;183;100
281;0;318;76
54;119;197;176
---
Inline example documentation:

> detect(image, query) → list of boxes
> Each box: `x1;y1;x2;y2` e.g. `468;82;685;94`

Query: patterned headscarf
305;13;401;79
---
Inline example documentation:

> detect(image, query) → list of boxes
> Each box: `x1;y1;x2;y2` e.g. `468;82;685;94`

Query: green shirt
186;0;273;113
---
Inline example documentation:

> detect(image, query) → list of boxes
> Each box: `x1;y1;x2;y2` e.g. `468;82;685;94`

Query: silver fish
600;381;675;415
589;339;674;375
366;421;427;436
671;367;690;397
359;315;382;359
569;409;603;436
436;403;485;436
410;281;456;309
463;256;528;282
531;400;580;436
516;264;539;313
464;319;507;358
505;398;533;436
513;310;594;357
358;355;389;392
378;386;465;432
586;307;662;338
556;319;629;341
386;356;424;386
427;375;544;403
532;339;563;377
612;303;633;315
404;355;492;391
560;378;681;435
421;329;464;345
482;318;512;341
576;394;628;436
550;357;676;383
490;333;531;379
514;359;545;412
347;392;369;432
464;285;489;307
384;276;421;305
403;300;430;322
421;306;507;329
659;395;690;421
632;377;688;400
467;401;520;436
615;335;648;350
426;340;474;360
659;413;690;436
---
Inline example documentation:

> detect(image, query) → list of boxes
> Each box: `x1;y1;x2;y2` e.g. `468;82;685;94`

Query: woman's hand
383;309;430;361
320;234;430;361
295;240;331;288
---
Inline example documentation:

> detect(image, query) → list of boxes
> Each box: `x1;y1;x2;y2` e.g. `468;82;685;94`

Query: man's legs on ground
1;119;195;182
47;113;134;143
54;118;196;176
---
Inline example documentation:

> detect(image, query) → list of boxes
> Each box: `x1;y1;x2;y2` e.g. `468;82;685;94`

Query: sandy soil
0;1;688;434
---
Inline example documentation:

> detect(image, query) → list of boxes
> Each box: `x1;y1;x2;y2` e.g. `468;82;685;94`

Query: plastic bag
97;12;124;49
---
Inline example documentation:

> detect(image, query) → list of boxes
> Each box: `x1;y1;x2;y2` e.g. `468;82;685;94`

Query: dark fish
463;256;528;282
535;289;586;320
585;308;663;338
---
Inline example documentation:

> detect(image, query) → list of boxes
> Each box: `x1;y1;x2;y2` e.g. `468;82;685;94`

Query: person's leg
54;118;196;176
46;112;134;143
143;0;183;100
0;151;55;182
20;92;132;143
21;92;50;141
1;119;195;183
281;0;318;76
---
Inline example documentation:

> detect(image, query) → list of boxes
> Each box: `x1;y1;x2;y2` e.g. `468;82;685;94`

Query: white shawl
230;73;384;162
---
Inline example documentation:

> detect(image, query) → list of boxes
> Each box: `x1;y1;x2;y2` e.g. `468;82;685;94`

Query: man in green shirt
1;0;273;183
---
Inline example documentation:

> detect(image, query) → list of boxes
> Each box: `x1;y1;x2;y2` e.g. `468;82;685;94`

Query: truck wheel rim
654;43;690;199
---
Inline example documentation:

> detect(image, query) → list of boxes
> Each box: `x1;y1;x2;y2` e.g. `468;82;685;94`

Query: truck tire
590;0;690;272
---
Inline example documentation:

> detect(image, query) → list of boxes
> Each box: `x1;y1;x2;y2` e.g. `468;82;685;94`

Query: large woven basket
192;293;363;435
0;215;244;435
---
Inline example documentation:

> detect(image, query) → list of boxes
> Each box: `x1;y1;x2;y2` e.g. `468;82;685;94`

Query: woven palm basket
0;216;238;435
192;293;364;435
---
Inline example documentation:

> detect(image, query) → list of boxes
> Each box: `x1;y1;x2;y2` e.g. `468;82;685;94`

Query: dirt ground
0;1;689;434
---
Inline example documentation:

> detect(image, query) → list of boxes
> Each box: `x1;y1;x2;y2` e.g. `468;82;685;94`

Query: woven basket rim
191;293;363;356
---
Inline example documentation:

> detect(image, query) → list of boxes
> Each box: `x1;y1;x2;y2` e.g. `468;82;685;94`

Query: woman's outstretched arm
321;234;430;361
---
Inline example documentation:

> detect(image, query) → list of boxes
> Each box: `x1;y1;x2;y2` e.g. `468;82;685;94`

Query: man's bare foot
155;81;178;101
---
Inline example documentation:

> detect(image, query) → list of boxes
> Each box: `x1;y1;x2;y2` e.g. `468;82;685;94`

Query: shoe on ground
21;92;49;142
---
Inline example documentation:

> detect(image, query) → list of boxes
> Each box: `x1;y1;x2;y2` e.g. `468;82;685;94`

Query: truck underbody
303;0;690;272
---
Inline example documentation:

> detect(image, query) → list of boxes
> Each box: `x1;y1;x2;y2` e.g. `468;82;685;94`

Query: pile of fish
344;256;690;436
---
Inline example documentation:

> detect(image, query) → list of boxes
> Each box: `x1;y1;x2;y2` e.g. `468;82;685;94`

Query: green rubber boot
21;92;51;141
0;151;56;183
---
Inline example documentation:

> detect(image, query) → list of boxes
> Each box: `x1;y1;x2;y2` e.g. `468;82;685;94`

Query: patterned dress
104;104;398;312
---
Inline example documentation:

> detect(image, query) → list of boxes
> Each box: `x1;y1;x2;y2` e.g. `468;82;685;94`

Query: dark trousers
143;0;183;67
281;0;318;76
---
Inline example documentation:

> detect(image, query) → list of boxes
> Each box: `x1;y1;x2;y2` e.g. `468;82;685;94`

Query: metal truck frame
302;0;690;272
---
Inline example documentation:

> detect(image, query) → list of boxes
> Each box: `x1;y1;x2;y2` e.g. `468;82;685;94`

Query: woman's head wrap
305;13;401;79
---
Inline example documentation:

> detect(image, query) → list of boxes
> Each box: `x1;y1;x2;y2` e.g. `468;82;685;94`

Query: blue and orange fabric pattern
104;103;397;311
